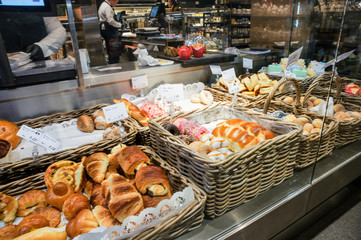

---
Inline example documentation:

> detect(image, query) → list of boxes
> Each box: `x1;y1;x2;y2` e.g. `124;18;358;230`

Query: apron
0;13;47;53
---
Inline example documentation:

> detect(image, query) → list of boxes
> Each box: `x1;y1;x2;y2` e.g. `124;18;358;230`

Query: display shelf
231;43;249;47
231;24;251;27
230;14;251;17
231;34;250;38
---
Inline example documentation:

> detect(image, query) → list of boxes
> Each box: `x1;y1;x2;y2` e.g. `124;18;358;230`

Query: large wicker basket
149;103;302;218
126;117;152;146
0;104;137;185
0;146;207;240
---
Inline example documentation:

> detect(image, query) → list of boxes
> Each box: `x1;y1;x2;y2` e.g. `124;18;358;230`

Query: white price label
314;62;324;73
323;49;356;69
228;82;241;94
222;68;236;83
132;75;149;89
103;103;129;124
38;134;60;153
17;125;43;144
243;58;253;69
210;65;222;75
160;84;184;101
287;47;304;68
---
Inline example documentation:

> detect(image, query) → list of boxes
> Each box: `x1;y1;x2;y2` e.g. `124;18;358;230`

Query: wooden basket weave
0;104;137;185
0;146;207;240
126;117;152;146
149;102;302;219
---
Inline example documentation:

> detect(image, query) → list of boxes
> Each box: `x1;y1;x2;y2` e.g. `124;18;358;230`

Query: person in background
0;13;66;60
98;0;122;64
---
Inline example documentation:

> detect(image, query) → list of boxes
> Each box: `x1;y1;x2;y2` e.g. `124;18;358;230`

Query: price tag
210;65;222;75
17;125;43;143
132;74;149;90
103;102;129;124
314;62;324;73
323;49;356;69
228;82;241;94
243;58;253;69
222;68;236;83
160;84;184;101
287;46;304;68
38;134;60;153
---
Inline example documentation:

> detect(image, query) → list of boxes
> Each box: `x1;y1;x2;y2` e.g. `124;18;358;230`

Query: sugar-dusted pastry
199;133;214;145
207;150;226;161
135;165;172;197
92;206;121;228
45;182;74;211
0;192;18;224
199;90;213;105
0;120;22;149
210;137;228;154
189;141;213;156
17;190;46;217
83;152;109;183
66;209;98;239
115;146;150;177
44;160;78;189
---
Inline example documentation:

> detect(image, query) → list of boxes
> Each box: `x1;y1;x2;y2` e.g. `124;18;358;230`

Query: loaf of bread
13;227;67;240
0;192;18;224
17;215;50;236
115;146;150;177
0;120;22;149
107;174;144;223
113;99;149;126
83;152;109;183
92;205;121;228
66;209;98;239
62;193;90;220
77;115;94;133
212;119;276;152
135;166;172;197
16;190;47;217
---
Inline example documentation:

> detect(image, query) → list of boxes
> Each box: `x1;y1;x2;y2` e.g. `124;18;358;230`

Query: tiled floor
294;178;361;240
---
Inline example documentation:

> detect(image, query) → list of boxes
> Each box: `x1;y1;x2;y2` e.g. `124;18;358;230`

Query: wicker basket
0;104;137;185
0;146;207;240
149;103;302;218
126;117;152;146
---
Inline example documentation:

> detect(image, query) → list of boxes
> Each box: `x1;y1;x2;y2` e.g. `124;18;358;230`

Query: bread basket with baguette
0;145;206;240
149;102;302;218
0;104;137;185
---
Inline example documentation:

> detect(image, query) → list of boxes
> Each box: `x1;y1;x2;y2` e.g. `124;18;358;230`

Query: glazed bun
46;182;74;210
62;193;90;220
13;227;67;240
0;120;22;149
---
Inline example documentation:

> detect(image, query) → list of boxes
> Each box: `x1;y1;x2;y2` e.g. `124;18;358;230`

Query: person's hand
25;44;44;61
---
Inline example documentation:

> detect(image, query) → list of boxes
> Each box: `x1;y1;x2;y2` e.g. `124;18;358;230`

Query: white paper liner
309;97;334;117
10;118;106;162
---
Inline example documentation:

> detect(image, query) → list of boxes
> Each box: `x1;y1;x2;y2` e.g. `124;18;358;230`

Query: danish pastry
45;182;74;211
44;160;78;189
199;90;213;105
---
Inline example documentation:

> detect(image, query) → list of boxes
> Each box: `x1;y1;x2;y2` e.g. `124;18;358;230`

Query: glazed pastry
190;94;201;103
140;103;167;119
113;99;149;126
62;193;90;220
12;227;67;240
210;137;228;154
191;126;209;140
142;191;172;208
0;120;22;149
199;133;214;146
0;192;18;224
66;209;98;239
77;115;94;133
0;139;12;163
161;122;180;136
207;151;226;161
30;207;61;228
45;182;74;211
17;215;49;236
107;174;144;223
0;225;17;240
91;109;112;130
135;166;172;197
90;182;108;208
44;160;78;189
73;162;87;193
17;190;46;217
189;141;213;156
199;90;213;105
115;146;150;177
83;152;110;183
92;206;121;228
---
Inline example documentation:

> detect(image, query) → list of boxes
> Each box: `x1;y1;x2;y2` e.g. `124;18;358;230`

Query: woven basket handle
303;73;324;103
334;74;342;104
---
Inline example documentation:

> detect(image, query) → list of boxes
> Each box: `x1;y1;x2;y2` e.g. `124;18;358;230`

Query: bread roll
312;119;323;128
17;215;49;236
17;190;46;217
0;120;21;149
311;128;321;134
142;192;172;208
103;126;120;139
84;152;109;183
44;160;78;189
303;123;314;133
284;114;297;122
115;146;150;177
91;109;112;130
107;174;144;223
30;207;61;228
77;115;94;133
135;166;172;197
45;182;74;211
66;209;98;239
334;111;346;121
93;206;121;228
0;225;17;240
62;193;90;220
283;97;294;105
0;192;18;224
293;117;308;127
314;99;324;106
308;96;317;103
189;141;213;156
333;104;345;113
13;227;66;240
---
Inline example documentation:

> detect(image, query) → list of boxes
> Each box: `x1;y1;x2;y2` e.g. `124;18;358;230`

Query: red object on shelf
178;46;192;60
192;46;205;58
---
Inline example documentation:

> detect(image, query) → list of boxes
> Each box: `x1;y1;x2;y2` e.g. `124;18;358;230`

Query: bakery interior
0;0;361;239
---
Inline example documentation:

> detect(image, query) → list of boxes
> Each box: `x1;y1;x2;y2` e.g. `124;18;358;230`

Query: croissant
17;190;47;217
92;205;121;228
90;182;108;208
66;209;98;239
62;193;90;220
107;174;144;223
101;178;111;203
45;182;74;211
135;166;172;197
0;192;18;224
30;207;61;228
73;161;87;192
84;153;109;183
84;180;93;198
142;192;172;208
113;99;149;126
212;119;276;152
107;144;127;175
0;225;17;240
17;215;49;236
116;146;150;177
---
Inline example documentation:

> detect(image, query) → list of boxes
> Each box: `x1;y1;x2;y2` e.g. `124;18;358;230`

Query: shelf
231;24;251;27
231;43;249;47
230;14;251;17
205;22;225;25
231;34;250;38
